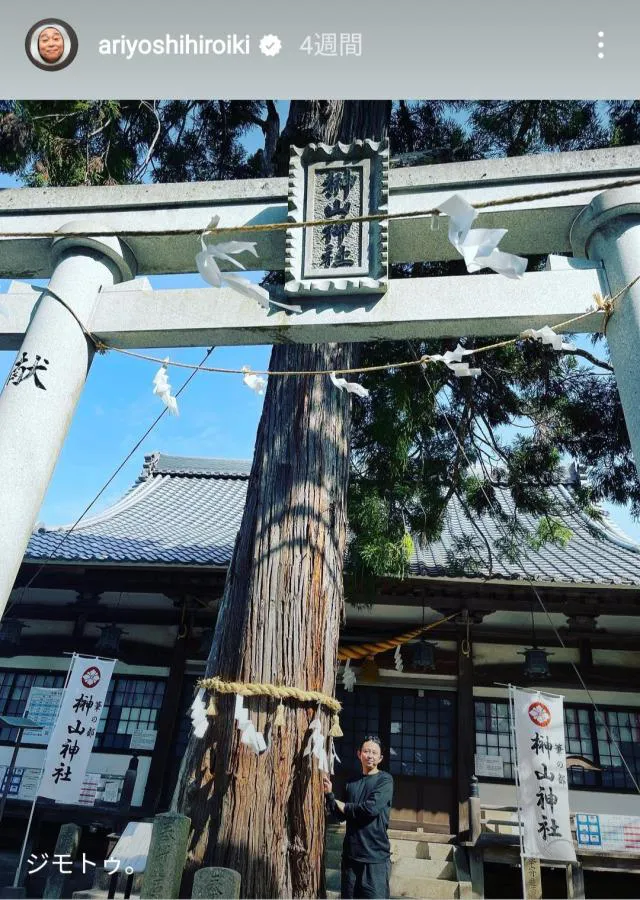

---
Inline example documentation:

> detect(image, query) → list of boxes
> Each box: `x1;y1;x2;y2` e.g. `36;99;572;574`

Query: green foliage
347;487;416;579
466;101;605;156
0;101;146;186
528;518;573;551
0;100;267;186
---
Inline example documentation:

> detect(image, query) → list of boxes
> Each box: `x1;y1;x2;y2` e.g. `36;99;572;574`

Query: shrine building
1;451;639;896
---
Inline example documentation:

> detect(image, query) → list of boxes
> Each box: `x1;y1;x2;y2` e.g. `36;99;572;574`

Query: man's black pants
341;857;391;899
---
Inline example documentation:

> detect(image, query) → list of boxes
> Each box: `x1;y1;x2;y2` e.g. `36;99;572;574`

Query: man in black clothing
323;735;394;899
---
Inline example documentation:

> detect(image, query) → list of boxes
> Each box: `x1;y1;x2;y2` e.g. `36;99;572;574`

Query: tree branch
561;347;614;371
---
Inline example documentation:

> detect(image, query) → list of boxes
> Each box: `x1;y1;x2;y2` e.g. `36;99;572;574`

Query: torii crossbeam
1;145;640;614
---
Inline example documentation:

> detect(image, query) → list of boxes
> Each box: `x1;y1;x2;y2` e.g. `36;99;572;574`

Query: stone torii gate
1;144;640;615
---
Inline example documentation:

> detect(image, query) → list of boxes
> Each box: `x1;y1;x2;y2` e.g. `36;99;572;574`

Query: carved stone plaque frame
285;140;389;297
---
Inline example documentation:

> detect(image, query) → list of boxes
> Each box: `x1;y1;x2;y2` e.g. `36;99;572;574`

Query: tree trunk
174;100;390;899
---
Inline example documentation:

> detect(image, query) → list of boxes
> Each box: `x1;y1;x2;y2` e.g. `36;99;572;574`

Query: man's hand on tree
322;774;333;794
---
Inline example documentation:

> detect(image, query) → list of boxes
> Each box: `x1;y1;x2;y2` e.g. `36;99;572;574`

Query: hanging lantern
0;618;25;648
520;605;552;679
412;639;436;672
95;624;125;656
520;647;552;679
360;656;379;682
198;628;214;654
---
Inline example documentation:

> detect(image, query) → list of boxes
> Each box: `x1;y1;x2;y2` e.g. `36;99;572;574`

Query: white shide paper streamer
330;372;370;399
234;694;266;755
242;366;268;395
303;716;329;772
342;658;357;692
521;326;575;352
197;217;302;313
190;689;208;738
152;360;179;415
428;343;481;379
437;195;527;280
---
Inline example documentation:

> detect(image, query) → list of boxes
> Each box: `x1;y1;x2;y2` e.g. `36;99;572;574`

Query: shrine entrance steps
325;825;471;899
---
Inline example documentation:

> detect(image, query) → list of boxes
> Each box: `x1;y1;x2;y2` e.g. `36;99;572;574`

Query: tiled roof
25;453;640;585
26;453;248;567
409;484;640;585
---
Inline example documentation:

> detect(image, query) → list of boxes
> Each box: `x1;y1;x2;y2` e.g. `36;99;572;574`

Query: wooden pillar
578;639;592;671
469;847;485;900
566;862;585;900
469;775;481;844
142;623;189;810
456;628;474;838
523;857;542;900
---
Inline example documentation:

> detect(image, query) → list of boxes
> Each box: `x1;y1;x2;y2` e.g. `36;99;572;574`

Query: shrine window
474;699;515;780
0;669;65;743
596;707;640;791
335;686;380;775
94;676;165;751
388;692;455;779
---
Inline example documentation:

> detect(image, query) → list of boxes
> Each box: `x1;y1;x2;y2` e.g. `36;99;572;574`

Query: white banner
513;688;576;862
38;656;115;804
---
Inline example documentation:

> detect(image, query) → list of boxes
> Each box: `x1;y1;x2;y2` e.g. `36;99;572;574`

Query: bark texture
175;100;390;899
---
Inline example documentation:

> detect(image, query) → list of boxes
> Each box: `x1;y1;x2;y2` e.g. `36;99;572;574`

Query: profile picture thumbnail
25;19;78;71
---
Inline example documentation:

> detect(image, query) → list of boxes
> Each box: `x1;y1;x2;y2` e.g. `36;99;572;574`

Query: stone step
390;839;454;861
327;891;341;900
392;858;456;881
326;828;454;859
390;839;428;860
390;874;459;899
72;892;140;900
421;842;455;862
326;830;346;852
326;867;342;893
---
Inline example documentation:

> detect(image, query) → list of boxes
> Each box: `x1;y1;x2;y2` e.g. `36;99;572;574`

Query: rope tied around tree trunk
197;675;344;735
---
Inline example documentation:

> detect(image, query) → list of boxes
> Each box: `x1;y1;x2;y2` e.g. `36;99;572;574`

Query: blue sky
1;121;639;543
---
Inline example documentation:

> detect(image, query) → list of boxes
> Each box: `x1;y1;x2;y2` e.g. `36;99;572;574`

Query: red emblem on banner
81;665;101;689
528;700;552;728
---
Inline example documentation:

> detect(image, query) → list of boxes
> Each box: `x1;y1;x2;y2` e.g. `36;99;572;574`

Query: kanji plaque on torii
285;140;389;296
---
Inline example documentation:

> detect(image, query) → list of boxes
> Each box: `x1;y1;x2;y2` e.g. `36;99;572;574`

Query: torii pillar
0;224;135;615
572;189;640;470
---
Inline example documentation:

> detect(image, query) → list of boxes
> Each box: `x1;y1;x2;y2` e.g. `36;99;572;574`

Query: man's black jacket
326;770;394;862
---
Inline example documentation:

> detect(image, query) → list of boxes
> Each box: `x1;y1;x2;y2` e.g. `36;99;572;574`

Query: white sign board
78;773;101;806
108;821;153;873
102;777;123;803
513;688;576;862
23;686;64;743
129;728;157;751
38;656;115;805
0;765;29;798
576;814;640;852
475;753;505;778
